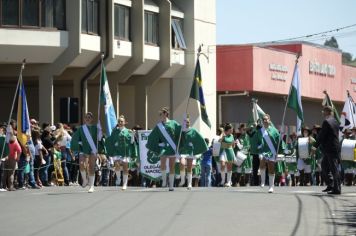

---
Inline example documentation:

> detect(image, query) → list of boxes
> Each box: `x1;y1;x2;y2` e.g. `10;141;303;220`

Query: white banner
138;130;162;181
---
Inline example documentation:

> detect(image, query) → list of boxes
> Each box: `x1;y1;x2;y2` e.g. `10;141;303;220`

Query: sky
217;0;356;58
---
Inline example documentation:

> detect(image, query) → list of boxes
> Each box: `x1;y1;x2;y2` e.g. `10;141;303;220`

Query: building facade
0;0;217;137
217;42;356;131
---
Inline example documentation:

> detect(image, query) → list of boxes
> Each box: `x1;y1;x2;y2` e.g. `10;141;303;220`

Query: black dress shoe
327;190;341;195
322;186;333;192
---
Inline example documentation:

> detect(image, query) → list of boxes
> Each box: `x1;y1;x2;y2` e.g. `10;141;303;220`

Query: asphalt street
0;186;355;236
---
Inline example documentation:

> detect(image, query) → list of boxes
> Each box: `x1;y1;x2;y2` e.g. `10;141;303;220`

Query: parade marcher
340;129;355;186
146;107;182;191
285;133;298;186
235;124;252;186
312;106;341;194
178;116;208;189
71;112;105;193
257;114;284;193
296;127;316;186
106;115;137;190
219;123;236;187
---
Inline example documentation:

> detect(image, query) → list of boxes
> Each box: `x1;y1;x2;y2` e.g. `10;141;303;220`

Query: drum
285;155;297;163
212;140;221;156
235;151;247;166
275;154;285;162
298;137;309;159
341;139;356;161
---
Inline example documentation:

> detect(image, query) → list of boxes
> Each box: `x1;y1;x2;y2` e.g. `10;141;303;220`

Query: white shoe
268;186;274;193
187;185;192;190
224;182;232;187
179;179;185;187
88;186;94;193
122;185;127;190
260;184;265;188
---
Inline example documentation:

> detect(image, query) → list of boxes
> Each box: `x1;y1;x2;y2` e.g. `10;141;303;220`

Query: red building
217;42;356;130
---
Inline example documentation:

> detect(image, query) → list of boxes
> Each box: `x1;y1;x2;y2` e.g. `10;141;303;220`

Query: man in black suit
312;106;341;194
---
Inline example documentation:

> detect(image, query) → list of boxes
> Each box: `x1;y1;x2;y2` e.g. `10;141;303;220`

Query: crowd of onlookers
0;118;355;192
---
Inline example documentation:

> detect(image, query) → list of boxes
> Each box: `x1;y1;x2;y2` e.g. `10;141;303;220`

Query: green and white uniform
105;127;137;163
257;126;284;161
341;138;356;174
236;134;252;174
179;127;208;159
285;142;297;175
146;120;182;157
70;125;105;155
219;134;235;162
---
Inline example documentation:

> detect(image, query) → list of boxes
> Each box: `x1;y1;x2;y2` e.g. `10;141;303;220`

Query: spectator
200;138;212;187
2;135;21;191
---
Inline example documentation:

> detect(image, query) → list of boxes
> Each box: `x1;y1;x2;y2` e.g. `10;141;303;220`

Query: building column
39;75;54;124
73;78;82;123
135;84;148;129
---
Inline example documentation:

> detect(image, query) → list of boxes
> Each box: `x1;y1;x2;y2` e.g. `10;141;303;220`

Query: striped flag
17;80;31;146
287;64;304;135
99;61;117;135
189;58;211;128
340;92;356;131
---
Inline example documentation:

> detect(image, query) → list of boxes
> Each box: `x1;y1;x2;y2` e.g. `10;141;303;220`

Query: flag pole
276;53;301;157
97;52;104;152
1;59;26;159
176;45;203;154
347;90;356;128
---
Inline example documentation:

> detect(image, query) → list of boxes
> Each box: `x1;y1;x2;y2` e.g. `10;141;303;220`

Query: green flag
190;59;211;128
287;64;304;134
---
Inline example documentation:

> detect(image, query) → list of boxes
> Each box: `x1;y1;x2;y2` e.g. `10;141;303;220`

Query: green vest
146;120;182;156
105;127;137;157
70;125;105;155
179;128;208;155
0;135;9;158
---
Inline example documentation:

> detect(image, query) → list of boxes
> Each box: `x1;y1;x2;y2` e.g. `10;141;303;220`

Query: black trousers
252;154;260;186
321;152;341;193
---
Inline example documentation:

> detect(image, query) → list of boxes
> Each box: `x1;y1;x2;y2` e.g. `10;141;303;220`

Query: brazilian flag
190;59;211;128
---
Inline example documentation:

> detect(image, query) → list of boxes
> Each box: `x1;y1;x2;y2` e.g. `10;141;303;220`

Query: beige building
0;0;216;137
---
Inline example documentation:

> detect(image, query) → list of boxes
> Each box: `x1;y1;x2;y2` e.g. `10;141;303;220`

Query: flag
190;59;211;128
340;93;356;131
17;80;31;146
287;64;304;135
322;91;340;124
99;61;117;135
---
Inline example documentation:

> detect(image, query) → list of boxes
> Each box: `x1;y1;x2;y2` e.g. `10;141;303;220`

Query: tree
342;52;353;63
324;36;339;49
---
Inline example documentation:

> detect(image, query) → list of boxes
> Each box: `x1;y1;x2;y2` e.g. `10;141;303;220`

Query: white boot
179;170;186;187
220;170;226;186
115;170;121;186
169;174;175;191
122;174;128;190
187;173;193;190
268;174;275;193
260;169;266;187
80;170;88;187
161;171;167;187
88;175;95;193
225;171;232;187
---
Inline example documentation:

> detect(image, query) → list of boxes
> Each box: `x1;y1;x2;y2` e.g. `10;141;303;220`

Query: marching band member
146;107;181;191
297;127;316;186
219;123;236;187
105;115;137;190
236;124;252;186
257;114;284;193
178;116;208;190
71;112;105;193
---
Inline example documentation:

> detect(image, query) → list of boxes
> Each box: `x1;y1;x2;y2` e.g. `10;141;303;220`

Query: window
82;0;99;35
171;18;186;49
144;11;158;45
0;0;66;29
114;4;130;40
